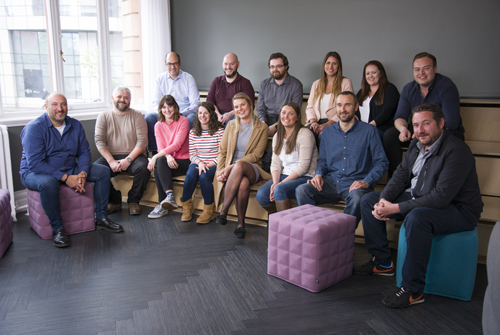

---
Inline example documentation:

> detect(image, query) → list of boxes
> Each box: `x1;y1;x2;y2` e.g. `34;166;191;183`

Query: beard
271;71;285;80
114;100;130;112
224;69;237;79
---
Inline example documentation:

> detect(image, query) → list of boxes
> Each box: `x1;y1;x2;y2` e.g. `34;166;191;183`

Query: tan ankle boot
197;203;216;224
181;198;194;221
263;203;277;215
276;199;291;212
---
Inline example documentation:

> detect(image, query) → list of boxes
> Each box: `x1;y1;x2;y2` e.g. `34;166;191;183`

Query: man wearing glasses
257;53;303;138
146;52;200;153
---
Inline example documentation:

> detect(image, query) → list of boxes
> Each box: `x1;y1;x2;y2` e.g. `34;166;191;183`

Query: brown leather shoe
107;203;122;214
129;202;141;215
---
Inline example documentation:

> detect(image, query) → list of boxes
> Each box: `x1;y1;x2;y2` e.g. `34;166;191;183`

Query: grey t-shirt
232;123;252;163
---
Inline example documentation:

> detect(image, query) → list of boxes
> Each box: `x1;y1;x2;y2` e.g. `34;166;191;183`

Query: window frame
0;0;116;126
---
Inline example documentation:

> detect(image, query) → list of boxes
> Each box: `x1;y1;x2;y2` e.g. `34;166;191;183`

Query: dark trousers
153;157;190;202
360;191;476;293
181;164;217;204
306;118;329;148
383;126;464;178
261;114;279;173
94;154;150;204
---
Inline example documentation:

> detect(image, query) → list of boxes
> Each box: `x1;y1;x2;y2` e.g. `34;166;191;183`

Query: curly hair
192;102;222;136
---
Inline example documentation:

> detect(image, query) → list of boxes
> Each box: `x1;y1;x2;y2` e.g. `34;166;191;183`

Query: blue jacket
20;113;91;180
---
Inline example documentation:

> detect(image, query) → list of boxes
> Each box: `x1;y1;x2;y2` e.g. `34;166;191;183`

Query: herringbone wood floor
0;204;486;335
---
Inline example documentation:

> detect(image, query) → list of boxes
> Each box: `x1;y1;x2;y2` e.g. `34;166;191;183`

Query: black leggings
154;156;190;202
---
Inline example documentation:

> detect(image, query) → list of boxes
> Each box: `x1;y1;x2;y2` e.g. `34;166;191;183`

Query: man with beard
295;91;388;227
20;92;124;248
206;53;255;126
355;103;482;309
257;52;303;137
94;87;149;215
383;52;464;177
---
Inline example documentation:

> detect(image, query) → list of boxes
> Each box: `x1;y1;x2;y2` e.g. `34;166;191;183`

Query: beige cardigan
270;127;318;177
305;78;353;124
214;119;271;209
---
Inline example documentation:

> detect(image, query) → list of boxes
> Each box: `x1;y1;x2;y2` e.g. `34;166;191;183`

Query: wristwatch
126;157;132;163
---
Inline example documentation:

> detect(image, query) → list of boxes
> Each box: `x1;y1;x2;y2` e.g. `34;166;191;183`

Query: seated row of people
146;50;464;179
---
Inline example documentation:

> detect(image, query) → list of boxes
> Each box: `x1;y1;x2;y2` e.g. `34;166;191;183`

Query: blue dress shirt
20;114;91;180
394;73;464;132
315;120;389;193
153;69;200;116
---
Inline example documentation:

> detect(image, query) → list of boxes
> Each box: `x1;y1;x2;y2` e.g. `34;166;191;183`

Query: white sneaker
148;204;169;219
161;192;178;210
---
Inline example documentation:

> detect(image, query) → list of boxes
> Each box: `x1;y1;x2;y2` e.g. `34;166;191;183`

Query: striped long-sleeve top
189;128;224;165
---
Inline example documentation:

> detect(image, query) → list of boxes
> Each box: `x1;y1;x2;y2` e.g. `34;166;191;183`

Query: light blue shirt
153;69;200;116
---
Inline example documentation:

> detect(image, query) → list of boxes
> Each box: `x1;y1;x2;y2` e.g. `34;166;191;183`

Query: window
0;0;124;119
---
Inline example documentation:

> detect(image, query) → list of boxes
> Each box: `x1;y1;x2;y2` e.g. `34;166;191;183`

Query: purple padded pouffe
0;189;13;258
268;204;356;292
27;183;96;239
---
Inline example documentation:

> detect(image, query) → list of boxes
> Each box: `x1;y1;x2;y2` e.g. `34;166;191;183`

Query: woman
147;95;190;219
180;102;224;224
214;92;271;238
356;60;400;135
305;51;353;142
256;101;318;213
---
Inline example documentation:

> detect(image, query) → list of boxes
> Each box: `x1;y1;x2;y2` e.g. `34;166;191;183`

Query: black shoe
382;286;425;308
216;214;227;225
234;227;246;238
353;259;395;276
96;218;124;233
52;229;70;248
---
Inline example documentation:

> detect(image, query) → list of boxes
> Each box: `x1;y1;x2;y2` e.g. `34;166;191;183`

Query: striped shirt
189;128;224;165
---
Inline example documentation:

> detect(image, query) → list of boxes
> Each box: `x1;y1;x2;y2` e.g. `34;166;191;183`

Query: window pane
109;1;124;88
0;1;50;110
60;0;100;104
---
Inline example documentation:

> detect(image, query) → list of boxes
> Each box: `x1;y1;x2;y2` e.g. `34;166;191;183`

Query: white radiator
0;125;17;221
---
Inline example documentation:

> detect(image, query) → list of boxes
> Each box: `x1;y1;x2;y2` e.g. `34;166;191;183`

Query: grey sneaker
161;192;178;210
148;204;169;219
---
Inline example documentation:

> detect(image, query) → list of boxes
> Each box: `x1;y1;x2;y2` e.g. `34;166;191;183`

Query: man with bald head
20;92;124;248
207;53;255;125
146;52;200;152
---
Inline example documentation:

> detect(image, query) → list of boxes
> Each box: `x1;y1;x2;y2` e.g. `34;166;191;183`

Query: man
94;87;150;215
295;91;388;226
20;92;123;248
355;103;482;308
146;52;200;152
257;52;303;137
207;53;255;125
383;52;465;177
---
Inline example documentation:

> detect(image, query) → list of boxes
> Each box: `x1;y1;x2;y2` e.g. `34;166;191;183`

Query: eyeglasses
166;62;180;67
269;64;285;70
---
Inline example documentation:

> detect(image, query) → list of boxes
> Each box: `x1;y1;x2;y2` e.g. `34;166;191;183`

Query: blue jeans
223;115;235;129
181;164;217;204
360;191;477;293
21;163;111;232
145;112;195;152
295;176;373;227
256;174;311;207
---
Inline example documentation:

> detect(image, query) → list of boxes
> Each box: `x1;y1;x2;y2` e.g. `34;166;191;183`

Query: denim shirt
315;119;388;193
20;113;91;180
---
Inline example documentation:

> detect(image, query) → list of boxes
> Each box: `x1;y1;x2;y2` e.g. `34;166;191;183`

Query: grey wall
171;0;500;98
9;119;99;192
